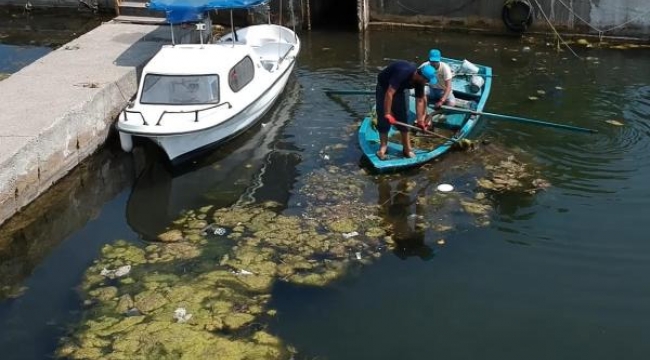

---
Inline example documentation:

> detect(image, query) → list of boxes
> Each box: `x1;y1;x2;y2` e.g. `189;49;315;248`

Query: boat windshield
140;74;220;105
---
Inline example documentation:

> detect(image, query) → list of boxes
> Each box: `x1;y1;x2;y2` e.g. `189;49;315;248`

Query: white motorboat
116;0;300;162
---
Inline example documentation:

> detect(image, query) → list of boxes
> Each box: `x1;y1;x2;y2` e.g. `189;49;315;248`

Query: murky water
1;28;650;359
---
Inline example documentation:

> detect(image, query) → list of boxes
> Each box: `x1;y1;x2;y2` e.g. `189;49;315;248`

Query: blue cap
418;64;436;83
429;49;442;62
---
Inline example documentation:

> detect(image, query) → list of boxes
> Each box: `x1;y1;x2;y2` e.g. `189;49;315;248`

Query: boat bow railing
122;102;233;126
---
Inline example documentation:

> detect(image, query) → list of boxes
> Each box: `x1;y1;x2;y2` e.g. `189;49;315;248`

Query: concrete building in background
0;0;647;38
361;0;650;39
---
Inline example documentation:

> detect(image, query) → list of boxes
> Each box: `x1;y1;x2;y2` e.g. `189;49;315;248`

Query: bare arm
416;96;426;123
435;78;453;107
384;86;396;116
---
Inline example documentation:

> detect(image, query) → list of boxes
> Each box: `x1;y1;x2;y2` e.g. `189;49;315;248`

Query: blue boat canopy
149;0;269;24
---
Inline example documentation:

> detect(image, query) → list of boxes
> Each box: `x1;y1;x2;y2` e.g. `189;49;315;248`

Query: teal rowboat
358;58;492;172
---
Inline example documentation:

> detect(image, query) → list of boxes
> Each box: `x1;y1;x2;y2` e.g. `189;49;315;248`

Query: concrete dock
0;22;196;226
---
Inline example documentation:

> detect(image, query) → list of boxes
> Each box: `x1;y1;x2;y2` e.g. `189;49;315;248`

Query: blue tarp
149;0;269;24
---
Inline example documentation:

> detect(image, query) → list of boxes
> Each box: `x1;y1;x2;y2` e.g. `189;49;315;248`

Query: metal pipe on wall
306;0;311;30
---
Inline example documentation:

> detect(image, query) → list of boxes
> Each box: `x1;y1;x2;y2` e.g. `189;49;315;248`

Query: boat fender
469;75;485;93
502;0;534;33
119;132;133;153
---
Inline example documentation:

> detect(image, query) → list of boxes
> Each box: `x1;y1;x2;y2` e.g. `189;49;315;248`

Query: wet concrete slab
0;22;185;225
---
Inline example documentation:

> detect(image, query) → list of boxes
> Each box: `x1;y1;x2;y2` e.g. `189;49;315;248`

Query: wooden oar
440;105;598;134
324;89;374;96
387;117;457;143
454;72;496;77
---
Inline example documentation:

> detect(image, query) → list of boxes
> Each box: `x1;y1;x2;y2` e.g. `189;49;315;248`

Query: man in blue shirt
376;61;436;159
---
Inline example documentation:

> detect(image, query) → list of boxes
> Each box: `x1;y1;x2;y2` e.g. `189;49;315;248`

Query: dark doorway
311;0;358;30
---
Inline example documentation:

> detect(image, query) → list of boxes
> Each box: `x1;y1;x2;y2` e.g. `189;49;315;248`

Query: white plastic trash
469;75;485;93
460;59;479;74
437;184;454;192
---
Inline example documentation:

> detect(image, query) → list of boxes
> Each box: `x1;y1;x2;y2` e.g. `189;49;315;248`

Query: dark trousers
376;85;408;133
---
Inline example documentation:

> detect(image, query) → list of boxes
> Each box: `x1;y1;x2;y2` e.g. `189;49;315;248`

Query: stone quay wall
0;23;199;226
365;0;650;39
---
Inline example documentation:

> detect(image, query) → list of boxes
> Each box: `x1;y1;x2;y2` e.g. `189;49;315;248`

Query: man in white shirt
426;49;456;109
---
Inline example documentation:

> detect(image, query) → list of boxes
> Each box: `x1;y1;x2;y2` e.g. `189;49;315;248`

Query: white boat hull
116;24;300;162
152;61;295;161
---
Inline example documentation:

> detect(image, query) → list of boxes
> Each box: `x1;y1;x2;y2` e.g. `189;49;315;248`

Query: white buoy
119;132;133;152
437;183;454;192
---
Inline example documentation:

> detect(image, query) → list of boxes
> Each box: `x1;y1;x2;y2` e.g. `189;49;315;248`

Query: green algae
58;143;546;359
477;155;549;194
59;187;386;359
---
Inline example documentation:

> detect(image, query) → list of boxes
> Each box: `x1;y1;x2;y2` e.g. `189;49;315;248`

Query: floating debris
99;265;131;279
173;307;193;323
436;239;446;245
528;96;539;101
436;184;454;192
477;155;549;194
233;269;254;276
201;223;227;236
555;86;564;90
536;90;546;95
605;119;624;126
342;231;359;239
532;178;551;190
125;308;141;317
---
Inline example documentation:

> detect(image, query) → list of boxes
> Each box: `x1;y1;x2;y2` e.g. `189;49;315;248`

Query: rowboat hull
359;57;492;172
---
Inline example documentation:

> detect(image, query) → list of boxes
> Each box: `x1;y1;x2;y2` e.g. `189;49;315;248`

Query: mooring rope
555;0;650;38
532;0;581;59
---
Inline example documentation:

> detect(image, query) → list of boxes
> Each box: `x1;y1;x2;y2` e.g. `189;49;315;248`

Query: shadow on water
377;178;433;261
125;76;304;239
0;140;137;359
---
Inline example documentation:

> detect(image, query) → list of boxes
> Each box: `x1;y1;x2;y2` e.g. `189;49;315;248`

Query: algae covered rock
89;286;118;301
157;229;184;242
326;218;357;233
134;291;168;314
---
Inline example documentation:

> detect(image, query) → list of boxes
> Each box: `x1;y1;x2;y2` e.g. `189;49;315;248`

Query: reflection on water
377;178;432;260
0;144;134;299
1;28;650;360
125;77;303;238
0;143;136;359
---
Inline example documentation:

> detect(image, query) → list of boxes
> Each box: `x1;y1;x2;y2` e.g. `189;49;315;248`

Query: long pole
306;0;311;30
324;89;374;95
387;118;456;143
440;105;598;133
